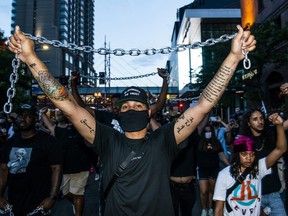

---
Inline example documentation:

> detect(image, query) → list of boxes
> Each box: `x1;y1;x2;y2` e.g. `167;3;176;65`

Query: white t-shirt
213;158;271;216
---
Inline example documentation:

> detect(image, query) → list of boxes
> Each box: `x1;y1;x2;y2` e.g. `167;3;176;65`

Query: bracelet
48;195;57;200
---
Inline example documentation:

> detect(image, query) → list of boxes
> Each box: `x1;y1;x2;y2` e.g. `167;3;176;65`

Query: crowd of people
0;24;287;216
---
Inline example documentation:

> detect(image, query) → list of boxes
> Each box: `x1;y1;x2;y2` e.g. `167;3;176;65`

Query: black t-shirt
54;125;91;174
171;129;199;177
196;139;223;168
92;121;186;216
253;131;281;194
1;131;63;214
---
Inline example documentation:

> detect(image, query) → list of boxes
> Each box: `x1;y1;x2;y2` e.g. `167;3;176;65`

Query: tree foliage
250;20;288;68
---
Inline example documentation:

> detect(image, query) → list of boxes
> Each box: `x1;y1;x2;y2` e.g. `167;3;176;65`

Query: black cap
15;104;38;116
116;86;149;108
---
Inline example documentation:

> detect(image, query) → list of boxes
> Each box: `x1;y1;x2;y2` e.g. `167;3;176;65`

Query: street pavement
51;173;100;216
51;172;202;216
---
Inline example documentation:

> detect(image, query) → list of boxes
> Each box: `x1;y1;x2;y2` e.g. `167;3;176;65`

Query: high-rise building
11;0;96;87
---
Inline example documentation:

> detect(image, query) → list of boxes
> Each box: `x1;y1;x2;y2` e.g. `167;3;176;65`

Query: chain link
81;72;158;80
24;33;237;56
168;96;200;102
3;54;21;114
0;204;50;216
26;206;51;216
242;50;251;69
4;32;252;114
0;204;14;216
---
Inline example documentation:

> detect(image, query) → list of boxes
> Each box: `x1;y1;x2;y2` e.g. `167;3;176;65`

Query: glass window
60;25;68;31
65;53;69;62
65;67;69;76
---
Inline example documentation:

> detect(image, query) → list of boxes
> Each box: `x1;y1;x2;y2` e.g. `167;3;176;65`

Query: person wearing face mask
197;125;230;216
7;25;256;215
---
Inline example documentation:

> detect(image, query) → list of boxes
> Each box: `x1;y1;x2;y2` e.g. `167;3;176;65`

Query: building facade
11;0;96;87
169;0;241;114
256;0;288;110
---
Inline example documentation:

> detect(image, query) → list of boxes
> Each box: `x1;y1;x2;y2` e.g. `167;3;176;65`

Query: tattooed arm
174;25;256;144
8;26;96;144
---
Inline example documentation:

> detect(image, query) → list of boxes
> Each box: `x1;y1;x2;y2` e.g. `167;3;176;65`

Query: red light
179;103;183;107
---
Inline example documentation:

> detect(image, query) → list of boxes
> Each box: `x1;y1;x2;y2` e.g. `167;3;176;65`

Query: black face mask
119;110;149;132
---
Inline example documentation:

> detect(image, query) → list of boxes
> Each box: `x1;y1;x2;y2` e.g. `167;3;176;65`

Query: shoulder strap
226;168;251;213
103;150;136;200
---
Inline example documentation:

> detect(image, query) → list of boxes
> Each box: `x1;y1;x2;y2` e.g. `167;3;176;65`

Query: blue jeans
261;192;287;216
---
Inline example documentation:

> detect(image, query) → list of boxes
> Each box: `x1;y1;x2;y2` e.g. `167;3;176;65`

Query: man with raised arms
8;25;256;215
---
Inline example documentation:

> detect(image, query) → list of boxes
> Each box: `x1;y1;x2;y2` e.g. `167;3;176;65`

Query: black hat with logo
116;86;149;108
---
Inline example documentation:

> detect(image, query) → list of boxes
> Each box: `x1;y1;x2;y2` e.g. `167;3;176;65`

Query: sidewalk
51;173;100;216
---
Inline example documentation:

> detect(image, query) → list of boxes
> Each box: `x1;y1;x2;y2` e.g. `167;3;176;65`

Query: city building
255;0;288;109
10;0;180;110
169;0;241;115
11;0;96;87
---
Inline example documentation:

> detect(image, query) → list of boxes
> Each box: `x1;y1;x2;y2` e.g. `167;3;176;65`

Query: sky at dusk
0;0;194;87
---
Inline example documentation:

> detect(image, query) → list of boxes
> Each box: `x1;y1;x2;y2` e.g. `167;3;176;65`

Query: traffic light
178;102;184;113
99;72;106;85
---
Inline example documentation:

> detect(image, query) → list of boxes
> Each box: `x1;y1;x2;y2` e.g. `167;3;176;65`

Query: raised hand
268;113;283;126
7;26;36;63
157;68;169;79
230;25;256;61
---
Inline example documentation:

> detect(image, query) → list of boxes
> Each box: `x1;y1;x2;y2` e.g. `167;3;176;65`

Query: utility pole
108;42;111;93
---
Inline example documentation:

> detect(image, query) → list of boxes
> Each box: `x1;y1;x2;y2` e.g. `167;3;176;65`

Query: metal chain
4;32;252;114
168;96;200;102
242;50;251;69
80;70;171;81
0;204;50;216
0;204;14;216
3;54;21;114
26;206;51;216
24;33;237;56
81;72;158;80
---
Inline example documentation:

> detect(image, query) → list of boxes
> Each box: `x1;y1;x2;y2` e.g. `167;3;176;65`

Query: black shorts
198;166;219;181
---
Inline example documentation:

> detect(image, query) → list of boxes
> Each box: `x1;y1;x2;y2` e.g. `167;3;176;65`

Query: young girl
213;113;287;216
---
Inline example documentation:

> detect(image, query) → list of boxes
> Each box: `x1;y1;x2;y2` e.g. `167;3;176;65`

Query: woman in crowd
197;124;230;216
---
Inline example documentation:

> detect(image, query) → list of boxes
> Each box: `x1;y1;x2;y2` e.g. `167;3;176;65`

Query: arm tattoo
35;71;69;101
202;66;232;103
80;119;95;135
29;63;36;68
175;114;194;134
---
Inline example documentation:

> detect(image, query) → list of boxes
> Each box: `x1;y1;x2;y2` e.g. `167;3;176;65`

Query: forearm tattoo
29;63;36;68
35;70;69;101
175;114;194;134
80;119;95;135
202;66;232;103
